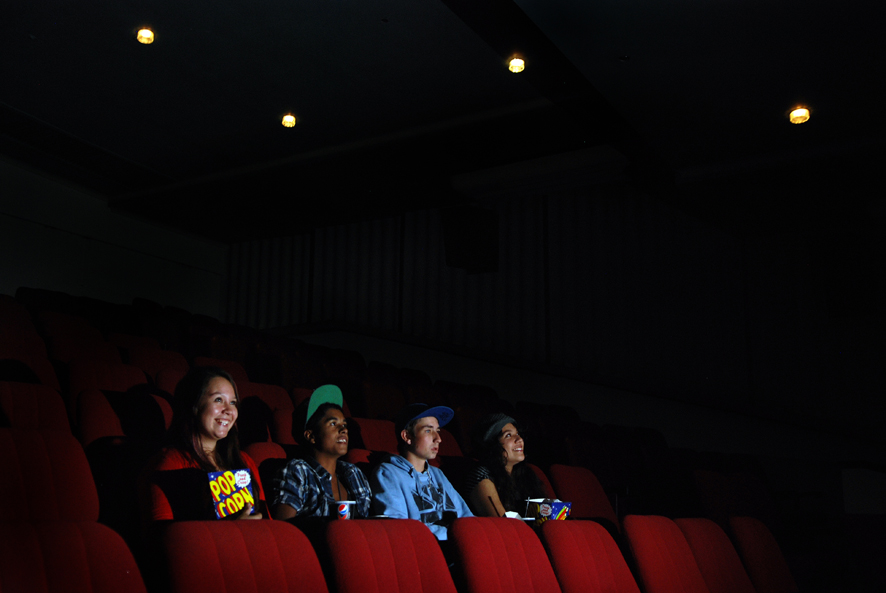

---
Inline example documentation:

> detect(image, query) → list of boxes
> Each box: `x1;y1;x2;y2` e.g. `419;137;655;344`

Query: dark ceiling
2;0;885;242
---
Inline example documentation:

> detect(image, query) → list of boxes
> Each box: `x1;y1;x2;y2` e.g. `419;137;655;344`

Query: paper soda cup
335;501;356;520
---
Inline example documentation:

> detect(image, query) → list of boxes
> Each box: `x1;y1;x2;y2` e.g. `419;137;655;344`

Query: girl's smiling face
196;376;238;450
498;423;524;470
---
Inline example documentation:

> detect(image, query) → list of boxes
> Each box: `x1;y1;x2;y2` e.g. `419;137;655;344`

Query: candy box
524;498;572;525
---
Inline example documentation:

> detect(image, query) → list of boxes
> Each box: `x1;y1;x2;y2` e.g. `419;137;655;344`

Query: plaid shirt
272;456;371;518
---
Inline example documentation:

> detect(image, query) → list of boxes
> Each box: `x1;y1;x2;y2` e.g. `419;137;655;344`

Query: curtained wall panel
546;185;749;406
227;234;312;328
400;195;547;362
226;183;748;406
312;217;402;331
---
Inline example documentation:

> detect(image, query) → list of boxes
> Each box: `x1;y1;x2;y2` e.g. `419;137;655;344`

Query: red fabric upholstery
76;388;172;447
529;463;557;499
548;464;618;529
37;310;98;339
192;356;250;384
127;347;189;381
0;381;70;431
623;515;711;593
729;517;798;593
0;428;99;521
37;312;119;364
243;441;287;467
51;339;122;365
156;367;187;398
0;521;146;593
67;360;148;421
675;518;756;593
164;520;328;593
69;360;148;394
107;332;161;353
0;318;47;357
438;427;462;456
239;380;296;444
451;517;562;593
351;417;398;453
77;389;125;446
327;518;458;593
361;377;406;421
0;348;60;391
244;441;289;491
540;520;640;593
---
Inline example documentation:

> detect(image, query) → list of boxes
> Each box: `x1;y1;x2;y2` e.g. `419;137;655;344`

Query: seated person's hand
229;502;263;520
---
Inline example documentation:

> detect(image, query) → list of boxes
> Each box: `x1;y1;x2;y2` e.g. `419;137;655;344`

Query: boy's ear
400;429;412;446
304;429;315;444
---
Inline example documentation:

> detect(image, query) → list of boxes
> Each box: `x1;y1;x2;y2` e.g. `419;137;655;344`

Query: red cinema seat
451;517;562;593
729;516;798;593
438;427;463;456
107;332;161;354
127;346;189;383
0;521;146;593
0;348;61;391
238;380;296;445
548;464;619;530
0;380;70;431
244;441;289;495
675;518;757;593
623;515;711;593
76;387;172;448
361;377;406;421
350;417;398;454
529;463;558;500
0;428;99;522
540;520;640;593
327;519;458;593
0;317;47;358
156;366;188;399
192;356;250;384
164;520;329;593
67;359;149;422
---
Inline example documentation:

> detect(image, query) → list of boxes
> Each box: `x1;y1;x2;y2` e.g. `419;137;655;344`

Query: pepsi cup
335;500;355;520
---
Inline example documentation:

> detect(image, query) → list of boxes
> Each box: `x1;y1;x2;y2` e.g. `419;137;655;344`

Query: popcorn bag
208;469;257;518
524;498;572;525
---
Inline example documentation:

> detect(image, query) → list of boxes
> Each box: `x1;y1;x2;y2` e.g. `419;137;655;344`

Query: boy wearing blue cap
370;403;473;540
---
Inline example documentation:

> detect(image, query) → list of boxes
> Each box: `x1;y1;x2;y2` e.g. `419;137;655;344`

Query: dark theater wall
229;182;754;414
0;158;229;316
227;176;883;447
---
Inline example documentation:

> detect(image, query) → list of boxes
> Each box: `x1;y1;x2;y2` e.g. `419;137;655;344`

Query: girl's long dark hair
170;366;248;472
476;422;547;513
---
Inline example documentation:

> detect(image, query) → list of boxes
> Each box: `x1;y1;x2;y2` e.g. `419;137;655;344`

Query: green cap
305;384;343;429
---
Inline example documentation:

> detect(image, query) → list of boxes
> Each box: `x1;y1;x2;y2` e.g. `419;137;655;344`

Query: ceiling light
508;57;525;73
282;114;296;128
789;107;810;124
136;28;154;45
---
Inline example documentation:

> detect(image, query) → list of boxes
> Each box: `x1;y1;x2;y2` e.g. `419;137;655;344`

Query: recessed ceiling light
789;107;810;124
282;114;296;128
136;28;154;45
508;57;525;73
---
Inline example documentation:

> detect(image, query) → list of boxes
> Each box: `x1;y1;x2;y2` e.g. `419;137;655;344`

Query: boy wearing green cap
272;385;371;520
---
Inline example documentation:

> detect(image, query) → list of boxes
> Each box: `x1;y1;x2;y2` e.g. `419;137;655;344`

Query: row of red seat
2;291;785;547
163;515;793;593
0;425;794;593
